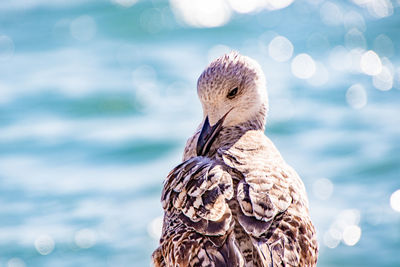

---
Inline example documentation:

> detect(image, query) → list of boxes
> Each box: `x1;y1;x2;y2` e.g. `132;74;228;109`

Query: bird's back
153;128;318;266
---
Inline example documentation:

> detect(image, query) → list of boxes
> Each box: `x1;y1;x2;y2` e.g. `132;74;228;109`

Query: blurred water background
1;0;400;266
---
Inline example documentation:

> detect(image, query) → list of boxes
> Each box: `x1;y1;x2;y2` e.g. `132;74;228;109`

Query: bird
152;52;318;267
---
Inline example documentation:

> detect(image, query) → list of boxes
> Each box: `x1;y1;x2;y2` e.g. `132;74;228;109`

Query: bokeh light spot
74;228;97;249
0;35;14;61
320;2;343;26
70;15;97;41
329;46;352;72
346;84;367;109
291;53;316;79
7;258;26;267
367;0;393;19
343;11;366;32
111;0;138;8
307;62;329;87
345;28;366;50
147;216;163;240
338;209;361;226
268;35;294;62
227;0;261;14
342;225;361;246
306;32;330;53
170;0;231;28
373;34;394;58
390;189;400;212
34;235;55;256
373;66;393;91
312;178;334;200
266;0;294;10
360;50;382;76
323;228;341;249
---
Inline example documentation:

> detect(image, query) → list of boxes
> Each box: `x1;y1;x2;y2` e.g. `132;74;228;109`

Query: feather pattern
152;52;318;266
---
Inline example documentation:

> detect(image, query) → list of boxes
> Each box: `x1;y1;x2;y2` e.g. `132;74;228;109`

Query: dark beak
196;109;232;156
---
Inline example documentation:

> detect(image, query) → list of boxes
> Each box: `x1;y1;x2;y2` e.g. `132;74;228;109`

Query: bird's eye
227;87;238;99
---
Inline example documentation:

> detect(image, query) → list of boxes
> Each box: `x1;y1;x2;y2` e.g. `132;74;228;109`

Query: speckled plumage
152;52;318;267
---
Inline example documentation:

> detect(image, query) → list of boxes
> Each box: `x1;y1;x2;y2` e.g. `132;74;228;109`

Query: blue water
1;0;400;266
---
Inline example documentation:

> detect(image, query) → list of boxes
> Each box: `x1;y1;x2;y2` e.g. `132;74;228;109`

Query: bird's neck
208;104;267;155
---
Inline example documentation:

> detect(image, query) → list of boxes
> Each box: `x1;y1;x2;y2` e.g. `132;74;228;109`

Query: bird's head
196;51;268;156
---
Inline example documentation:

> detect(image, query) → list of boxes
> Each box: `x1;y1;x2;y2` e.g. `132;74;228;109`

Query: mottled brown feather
152;52;318;267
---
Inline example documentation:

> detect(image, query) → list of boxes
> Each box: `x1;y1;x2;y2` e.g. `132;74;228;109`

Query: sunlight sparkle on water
367;0;393;19
7;258;26;267
325;209;362;248
312;178;333;200
323;228;341;249
360;50;382;76
227;0;262;13
343;11;366;31
373;66;393;91
373;34;394;58
329;46;352;72
390;189;400;212
34;234;55;256
266;0;294;10
346;84;367;109
307;62;329;87
351;0;393;19
320;2;343;26
111;0;138;7
268;35;293;62
291;53;316;79
170;0;231;28
342;225;362;246
345;28;366;50
74;228;97;249
148;216;163;240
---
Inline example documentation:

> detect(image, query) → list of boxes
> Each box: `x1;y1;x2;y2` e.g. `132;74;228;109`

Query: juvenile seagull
152;52;318;267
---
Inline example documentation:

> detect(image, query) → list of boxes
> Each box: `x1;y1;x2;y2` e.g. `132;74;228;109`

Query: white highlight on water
111;0;138;8
74;228;97;249
312;178;334;200
291;53;316;79
320;2;343;26
329;46;352;72
170;0;231;28
227;0;261;13
148;216;163;240
307;62;329;87
324;209;362;248
34;234;55;255
7;258;26;267
268;35;293;62
373;66;393;91
360;50;382;76
373;34;394;58
346;84;367;109
390;189;400;212
342;225;361;246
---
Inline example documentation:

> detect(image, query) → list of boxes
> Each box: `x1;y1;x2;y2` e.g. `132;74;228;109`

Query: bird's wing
154;156;244;267
219;137;310;266
237;164;301;266
161;156;234;234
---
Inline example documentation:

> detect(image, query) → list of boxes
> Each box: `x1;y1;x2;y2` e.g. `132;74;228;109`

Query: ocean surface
0;0;400;266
